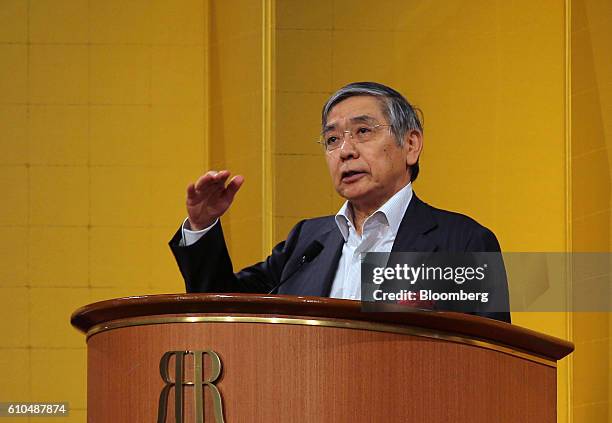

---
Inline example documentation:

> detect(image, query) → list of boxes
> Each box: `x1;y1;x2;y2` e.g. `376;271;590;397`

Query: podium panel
72;294;573;422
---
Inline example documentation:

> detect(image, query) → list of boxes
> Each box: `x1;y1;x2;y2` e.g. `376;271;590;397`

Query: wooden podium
71;294;573;422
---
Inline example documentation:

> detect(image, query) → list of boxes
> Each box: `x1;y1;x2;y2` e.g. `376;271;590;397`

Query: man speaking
169;82;510;323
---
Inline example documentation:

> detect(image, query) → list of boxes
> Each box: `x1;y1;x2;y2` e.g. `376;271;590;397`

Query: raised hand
186;170;244;230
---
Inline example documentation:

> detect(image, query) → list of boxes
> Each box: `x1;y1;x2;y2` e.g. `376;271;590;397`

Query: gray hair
321;82;423;181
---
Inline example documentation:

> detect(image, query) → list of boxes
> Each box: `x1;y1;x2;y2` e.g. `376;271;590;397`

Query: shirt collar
334;183;413;242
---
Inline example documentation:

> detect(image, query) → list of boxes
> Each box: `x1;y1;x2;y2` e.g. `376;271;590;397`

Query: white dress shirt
180;183;413;300
329;183;413;300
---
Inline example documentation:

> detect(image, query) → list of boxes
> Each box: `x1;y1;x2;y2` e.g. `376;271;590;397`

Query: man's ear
404;129;423;166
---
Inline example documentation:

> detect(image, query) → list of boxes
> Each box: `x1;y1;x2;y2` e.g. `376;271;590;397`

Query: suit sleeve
169;219;304;293
465;225;512;324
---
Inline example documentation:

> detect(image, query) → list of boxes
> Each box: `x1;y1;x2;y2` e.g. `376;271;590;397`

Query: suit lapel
311;227;344;296
278;224;344;297
392;194;438;252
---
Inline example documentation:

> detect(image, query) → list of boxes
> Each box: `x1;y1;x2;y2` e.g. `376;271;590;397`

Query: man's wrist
186;218;215;231
181;217;219;247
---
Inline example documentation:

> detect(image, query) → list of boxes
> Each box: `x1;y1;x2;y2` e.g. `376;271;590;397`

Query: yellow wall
571;0;612;420
1;0;609;421
208;0;268;266
0;0;208;421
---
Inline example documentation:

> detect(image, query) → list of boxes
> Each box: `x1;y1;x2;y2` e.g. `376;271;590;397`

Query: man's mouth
341;170;366;183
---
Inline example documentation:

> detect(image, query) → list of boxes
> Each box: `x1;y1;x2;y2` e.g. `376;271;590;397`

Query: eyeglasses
317;123;392;153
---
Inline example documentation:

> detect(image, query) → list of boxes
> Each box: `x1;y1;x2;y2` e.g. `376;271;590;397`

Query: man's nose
338;134;359;160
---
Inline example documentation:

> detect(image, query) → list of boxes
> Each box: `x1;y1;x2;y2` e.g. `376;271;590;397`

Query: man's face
324;95;420;210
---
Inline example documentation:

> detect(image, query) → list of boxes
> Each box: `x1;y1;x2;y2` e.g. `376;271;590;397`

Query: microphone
267;241;324;294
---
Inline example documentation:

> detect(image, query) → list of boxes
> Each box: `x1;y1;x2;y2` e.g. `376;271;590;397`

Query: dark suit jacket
169;194;511;323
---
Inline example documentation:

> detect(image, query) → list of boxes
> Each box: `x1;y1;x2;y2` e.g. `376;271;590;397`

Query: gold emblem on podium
157;350;225;423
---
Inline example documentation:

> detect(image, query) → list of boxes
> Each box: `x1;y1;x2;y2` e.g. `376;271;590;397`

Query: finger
212;169;230;180
224;175;245;202
189;181;226;206
188;173;224;205
186;183;197;199
210;170;231;187
187;186;215;206
195;170;231;191
194;170;218;192
189;176;217;204
187;180;217;203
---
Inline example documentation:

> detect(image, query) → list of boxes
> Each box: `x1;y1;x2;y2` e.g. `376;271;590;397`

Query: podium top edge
70;293;573;361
